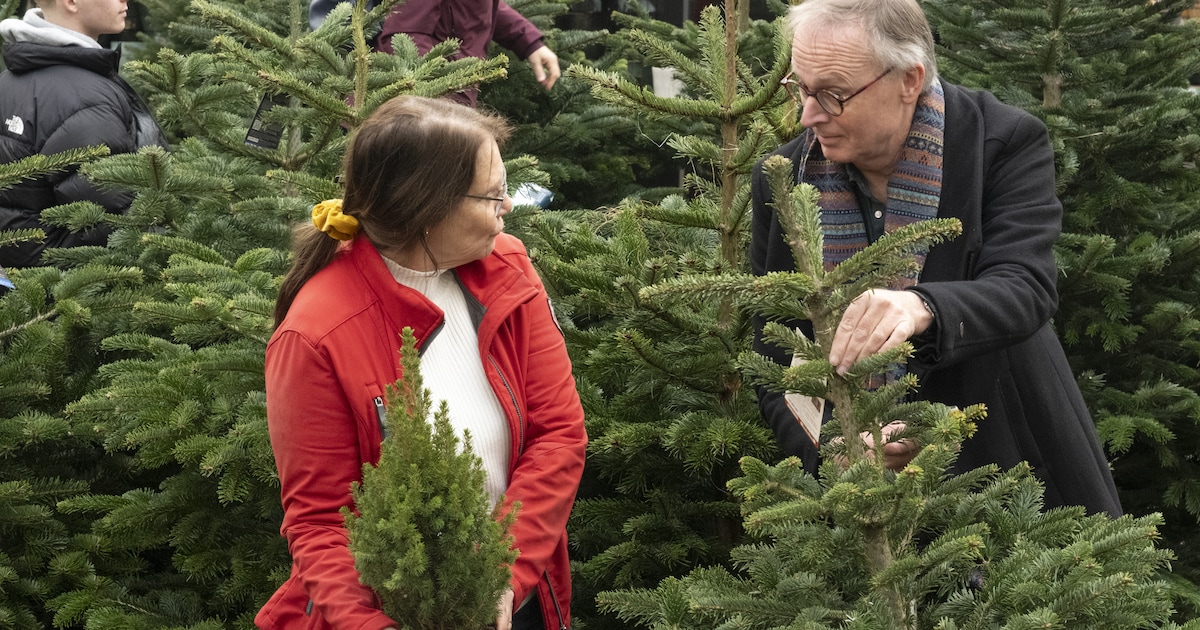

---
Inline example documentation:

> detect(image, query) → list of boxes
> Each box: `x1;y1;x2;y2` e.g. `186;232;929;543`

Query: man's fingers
830;291;871;370
831;289;925;374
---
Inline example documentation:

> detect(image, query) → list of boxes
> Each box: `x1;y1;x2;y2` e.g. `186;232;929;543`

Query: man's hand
829;289;933;375
832;421;920;471
865;421;920;470
526;45;560;90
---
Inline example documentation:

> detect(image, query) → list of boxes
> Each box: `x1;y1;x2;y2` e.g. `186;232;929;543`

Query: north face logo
4;115;23;135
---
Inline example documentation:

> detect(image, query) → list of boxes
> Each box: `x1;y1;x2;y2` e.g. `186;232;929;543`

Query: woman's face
423;139;511;270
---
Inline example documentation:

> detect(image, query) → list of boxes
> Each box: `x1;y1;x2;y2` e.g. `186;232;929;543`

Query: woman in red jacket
256;95;587;630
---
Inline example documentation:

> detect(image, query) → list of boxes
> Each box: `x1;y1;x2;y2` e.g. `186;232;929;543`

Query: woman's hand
494;588;515;630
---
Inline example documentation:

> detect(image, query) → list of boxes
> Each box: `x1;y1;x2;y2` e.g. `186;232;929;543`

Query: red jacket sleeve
497;251;587;604
265;330;398;630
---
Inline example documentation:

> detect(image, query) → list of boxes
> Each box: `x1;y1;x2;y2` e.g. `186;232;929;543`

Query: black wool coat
749;81;1122;516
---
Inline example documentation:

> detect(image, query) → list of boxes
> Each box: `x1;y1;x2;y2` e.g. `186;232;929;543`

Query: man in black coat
0;0;168;268
751;0;1122;516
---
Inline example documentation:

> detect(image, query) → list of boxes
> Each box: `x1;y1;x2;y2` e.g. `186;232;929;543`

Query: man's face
791;24;914;172
70;0;129;40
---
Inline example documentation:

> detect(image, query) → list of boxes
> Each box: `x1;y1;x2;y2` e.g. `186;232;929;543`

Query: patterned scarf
797;78;946;288
785;79;946;417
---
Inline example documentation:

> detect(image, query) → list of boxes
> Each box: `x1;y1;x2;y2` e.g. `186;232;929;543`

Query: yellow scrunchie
311;199;359;241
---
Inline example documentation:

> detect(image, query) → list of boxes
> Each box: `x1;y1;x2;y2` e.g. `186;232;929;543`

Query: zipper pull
373;396;388;439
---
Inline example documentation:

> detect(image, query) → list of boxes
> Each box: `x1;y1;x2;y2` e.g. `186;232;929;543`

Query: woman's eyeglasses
464;170;508;217
780;69;891;116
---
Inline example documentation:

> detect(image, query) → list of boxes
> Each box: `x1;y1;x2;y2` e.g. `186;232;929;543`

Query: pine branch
628;28;716;95
571;65;726;119
192;0;290;56
0;228;45;249
0;309;57;343
0;147;110;190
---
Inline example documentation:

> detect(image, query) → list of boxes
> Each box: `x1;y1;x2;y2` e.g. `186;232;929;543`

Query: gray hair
787;0;938;93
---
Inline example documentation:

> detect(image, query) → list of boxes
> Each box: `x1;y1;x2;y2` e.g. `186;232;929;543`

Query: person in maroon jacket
256;95;586;630
310;0;560;106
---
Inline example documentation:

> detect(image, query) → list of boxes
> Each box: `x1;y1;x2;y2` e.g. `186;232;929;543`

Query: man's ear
901;64;926;104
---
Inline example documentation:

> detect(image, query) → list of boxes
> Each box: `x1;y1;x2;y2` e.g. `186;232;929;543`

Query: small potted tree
344;328;518;630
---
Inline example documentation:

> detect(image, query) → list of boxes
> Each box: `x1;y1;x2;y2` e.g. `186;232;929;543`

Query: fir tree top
343;327;518;630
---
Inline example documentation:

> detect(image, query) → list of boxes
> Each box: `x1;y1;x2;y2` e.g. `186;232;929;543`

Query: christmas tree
595;153;1186;630
0;148;127;629
924;0;1200;615
478;0;678;211
522;1;797;625
344;328;517;630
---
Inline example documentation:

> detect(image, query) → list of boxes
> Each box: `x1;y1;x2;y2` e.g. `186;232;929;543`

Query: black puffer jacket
0;41;168;267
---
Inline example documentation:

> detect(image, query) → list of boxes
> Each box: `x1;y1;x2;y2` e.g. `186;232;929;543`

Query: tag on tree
784;354;823;448
244;93;288;149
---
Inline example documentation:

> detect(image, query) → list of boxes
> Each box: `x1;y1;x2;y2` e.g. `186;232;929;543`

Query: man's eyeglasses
780;69;892;117
464;170;508;217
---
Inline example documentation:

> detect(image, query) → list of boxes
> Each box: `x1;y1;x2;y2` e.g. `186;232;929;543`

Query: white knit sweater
382;255;511;507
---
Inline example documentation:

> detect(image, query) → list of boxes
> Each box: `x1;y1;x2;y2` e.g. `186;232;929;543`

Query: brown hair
274;96;512;327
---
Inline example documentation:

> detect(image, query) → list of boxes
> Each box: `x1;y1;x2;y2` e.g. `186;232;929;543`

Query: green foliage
0;147;111;190
126;0;504;155
595;153;1179;630
0;145;142;630
0;0;535;626
0;148;113;252
344;328;517;630
925;0;1200;617
525;2;799;626
538;204;772;603
480;0;684;209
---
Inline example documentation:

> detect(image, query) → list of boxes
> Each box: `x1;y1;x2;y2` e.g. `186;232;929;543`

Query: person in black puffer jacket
0;0;168;268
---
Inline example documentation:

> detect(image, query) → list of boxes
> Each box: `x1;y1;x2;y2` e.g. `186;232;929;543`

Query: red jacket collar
338;233;540;342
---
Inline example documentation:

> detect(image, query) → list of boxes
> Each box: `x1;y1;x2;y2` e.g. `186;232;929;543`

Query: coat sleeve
41;102;136;213
265;330;398;630
910;108;1062;370
748;155;821;471
492;1;545;60
375;0;440;54
499;253;587;604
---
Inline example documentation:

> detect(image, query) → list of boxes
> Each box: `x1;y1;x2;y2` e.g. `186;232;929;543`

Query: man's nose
798;94;830;128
